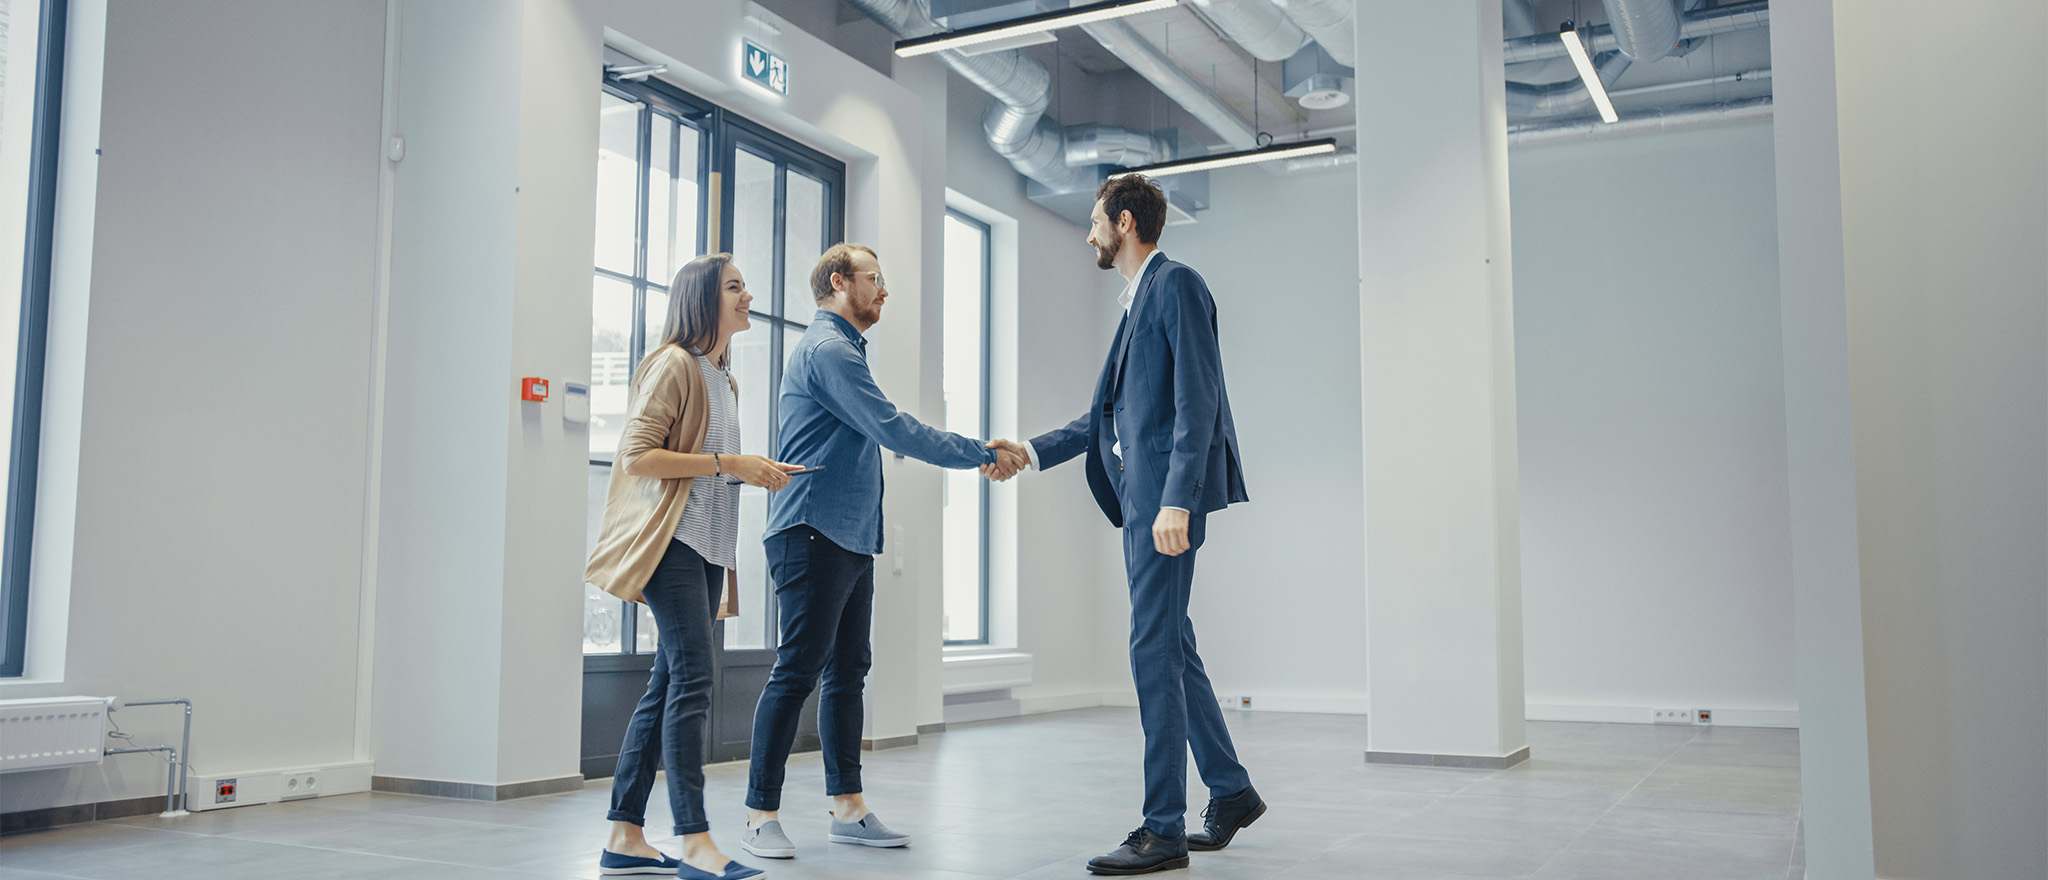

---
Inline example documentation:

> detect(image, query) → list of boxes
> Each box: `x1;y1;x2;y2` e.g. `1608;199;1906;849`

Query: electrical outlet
281;769;321;800
1652;708;1693;725
214;778;237;804
1239;696;1253;710
1695;709;1712;725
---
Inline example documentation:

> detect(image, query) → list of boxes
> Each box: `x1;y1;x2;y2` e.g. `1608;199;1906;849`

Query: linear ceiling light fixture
894;0;1179;58
1559;23;1619;123
1108;137;1338;179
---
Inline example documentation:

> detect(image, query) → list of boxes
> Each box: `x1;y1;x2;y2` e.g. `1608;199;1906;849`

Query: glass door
710;117;843;762
582;71;846;775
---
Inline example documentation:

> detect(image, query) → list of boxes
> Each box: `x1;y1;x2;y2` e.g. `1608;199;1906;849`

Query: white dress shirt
1017;251;1186;514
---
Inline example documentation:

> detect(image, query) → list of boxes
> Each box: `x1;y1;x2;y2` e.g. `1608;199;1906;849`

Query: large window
1;0;65;678
941;210;990;645
584;73;842;657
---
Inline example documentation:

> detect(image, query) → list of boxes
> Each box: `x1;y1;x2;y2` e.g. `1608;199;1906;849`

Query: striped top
673;354;741;568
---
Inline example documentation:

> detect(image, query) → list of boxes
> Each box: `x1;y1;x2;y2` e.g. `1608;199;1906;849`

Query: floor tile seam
1529;728;1692;877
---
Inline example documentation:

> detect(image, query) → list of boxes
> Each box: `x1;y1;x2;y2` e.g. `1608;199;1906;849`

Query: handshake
979;439;1032;482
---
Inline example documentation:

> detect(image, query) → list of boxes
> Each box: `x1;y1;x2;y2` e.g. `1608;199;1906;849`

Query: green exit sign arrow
742;40;788;95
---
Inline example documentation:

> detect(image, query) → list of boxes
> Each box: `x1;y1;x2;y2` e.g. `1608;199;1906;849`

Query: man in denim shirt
741;243;1025;861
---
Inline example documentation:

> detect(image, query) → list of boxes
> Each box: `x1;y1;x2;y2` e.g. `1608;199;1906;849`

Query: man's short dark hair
1095;174;1167;244
811;242;878;303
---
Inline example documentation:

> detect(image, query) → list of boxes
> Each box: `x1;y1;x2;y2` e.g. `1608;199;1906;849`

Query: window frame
586;70;844;659
941;208;993;647
2;0;69;678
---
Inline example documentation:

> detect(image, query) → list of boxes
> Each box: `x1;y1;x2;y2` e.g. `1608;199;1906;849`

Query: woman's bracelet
714;453;722;474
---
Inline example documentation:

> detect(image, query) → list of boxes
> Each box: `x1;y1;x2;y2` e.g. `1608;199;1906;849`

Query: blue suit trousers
1122;515;1252;837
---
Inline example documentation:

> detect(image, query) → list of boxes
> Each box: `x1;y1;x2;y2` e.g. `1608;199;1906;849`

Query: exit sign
742;40;788;95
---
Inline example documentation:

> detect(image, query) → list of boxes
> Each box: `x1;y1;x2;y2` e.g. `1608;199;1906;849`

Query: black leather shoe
1186;785;1267;851
1086;828;1190;875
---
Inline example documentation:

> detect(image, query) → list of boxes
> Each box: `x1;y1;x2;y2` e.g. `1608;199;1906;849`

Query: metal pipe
1503;0;1768;64
1506;95;1773;145
104;745;181;815
124;698;193;813
1606;67;1770;99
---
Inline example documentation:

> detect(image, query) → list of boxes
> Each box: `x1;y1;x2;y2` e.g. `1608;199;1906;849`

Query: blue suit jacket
1030;254;1249;529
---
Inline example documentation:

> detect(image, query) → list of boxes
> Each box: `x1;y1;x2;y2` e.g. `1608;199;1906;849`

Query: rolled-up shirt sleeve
809;338;996;469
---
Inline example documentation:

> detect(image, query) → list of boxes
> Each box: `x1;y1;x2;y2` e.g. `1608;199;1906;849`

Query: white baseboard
1526;704;1800;729
945;692;1799;730
942;689;1105;725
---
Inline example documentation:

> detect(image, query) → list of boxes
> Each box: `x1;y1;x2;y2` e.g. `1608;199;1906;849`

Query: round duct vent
1297;88;1350;110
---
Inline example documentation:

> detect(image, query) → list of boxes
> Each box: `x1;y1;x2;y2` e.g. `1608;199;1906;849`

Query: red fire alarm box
521;377;549;402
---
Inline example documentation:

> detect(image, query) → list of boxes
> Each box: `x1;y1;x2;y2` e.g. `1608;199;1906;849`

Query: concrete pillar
366;0;595;798
1767;3;1878;876
1355;0;1528;768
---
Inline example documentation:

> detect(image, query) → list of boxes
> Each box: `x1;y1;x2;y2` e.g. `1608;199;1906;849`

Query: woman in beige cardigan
586;253;800;880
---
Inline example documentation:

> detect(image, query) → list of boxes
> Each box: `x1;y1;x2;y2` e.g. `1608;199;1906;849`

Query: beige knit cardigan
585;344;740;613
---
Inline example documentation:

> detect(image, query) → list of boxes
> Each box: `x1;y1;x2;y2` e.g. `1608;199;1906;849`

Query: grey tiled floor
1;708;1805;879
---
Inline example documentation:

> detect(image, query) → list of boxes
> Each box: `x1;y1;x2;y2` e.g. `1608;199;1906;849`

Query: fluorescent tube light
1560;26;1619;124
1108;137;1338;179
895;0;1178;58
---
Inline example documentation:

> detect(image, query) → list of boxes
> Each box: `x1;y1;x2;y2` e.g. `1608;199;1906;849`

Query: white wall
1511;121;1798;725
1143;164;1370;715
1830;2;2048;877
1085;124;1795;725
1;0;387;810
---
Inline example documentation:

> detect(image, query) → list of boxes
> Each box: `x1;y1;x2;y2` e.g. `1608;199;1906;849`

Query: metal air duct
1508;95;1772;145
1268;0;1355;67
1078;17;1261;149
1187;0;1309;62
1504;0;1767;64
1505;51;1631;118
841;0;1171;194
1599;0;1683;62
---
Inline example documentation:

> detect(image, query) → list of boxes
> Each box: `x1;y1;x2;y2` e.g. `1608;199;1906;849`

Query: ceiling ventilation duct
1598;0;1684;62
1505;50;1630;118
846;0;1208;223
1268;0;1355;67
1186;0;1309;62
1505;1;1765;64
842;0;1172;197
1282;43;1352;110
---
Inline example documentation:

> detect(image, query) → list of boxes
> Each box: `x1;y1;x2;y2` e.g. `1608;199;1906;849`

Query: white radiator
0;696;108;772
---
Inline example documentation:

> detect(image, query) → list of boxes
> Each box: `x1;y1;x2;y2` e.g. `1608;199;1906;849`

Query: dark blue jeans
745;525;873;811
607;539;721;835
1124;515;1251;838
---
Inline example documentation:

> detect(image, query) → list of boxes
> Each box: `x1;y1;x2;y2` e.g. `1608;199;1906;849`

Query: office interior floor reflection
0;707;1805;880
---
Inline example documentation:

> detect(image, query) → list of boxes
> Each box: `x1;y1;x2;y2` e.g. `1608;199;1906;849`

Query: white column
1767;4;1878;878
1355;0;1527;767
367;0;593;797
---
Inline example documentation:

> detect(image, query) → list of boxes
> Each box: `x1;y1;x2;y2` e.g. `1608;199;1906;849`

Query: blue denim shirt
766;310;996;555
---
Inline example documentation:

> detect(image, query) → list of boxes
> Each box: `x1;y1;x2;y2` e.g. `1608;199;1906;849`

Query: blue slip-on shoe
598;849;682;875
827;812;911;848
740;820;796;859
674;860;766;880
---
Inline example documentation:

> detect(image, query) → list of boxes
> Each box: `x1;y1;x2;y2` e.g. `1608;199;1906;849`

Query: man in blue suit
999;174;1263;875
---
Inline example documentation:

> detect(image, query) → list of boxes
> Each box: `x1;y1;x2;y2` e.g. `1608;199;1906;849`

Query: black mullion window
591;73;844;656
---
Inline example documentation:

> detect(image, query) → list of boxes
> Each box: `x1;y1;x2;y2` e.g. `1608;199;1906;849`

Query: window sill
940;649;1032;695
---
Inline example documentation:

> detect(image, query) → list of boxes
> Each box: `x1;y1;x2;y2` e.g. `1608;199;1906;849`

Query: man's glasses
856;271;886;289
